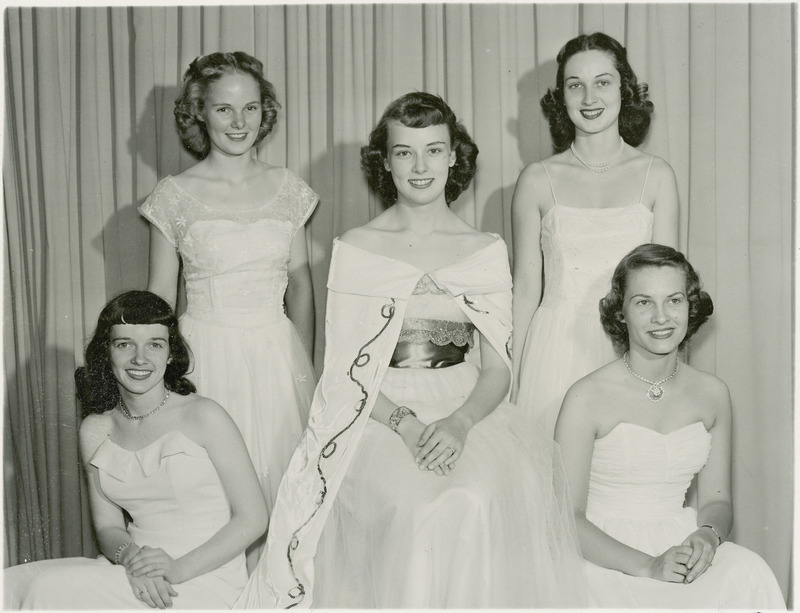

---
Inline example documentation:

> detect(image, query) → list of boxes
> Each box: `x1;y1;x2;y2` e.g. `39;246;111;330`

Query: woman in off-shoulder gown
4;291;267;609
555;245;785;609
512;32;679;438
236;92;586;609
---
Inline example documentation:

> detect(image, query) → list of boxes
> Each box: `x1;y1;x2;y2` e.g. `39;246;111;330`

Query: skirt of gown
180;312;316;514
3;555;242;610
313;360;587;608
517;301;617;439
585;506;786;609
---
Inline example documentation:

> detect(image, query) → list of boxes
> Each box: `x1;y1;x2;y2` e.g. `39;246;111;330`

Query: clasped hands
647;527;719;584
121;544;182;609
397;412;471;476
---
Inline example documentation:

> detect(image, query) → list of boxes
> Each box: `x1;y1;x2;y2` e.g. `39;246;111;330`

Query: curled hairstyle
541;32;654;153
599;244;714;353
75;291;196;417
361;92;478;206
174;51;280;159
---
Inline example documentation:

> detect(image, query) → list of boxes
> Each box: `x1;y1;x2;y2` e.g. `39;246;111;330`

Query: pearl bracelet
114;541;133;565
700;524;722;545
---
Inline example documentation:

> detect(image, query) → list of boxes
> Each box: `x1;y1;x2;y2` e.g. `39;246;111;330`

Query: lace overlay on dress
398;319;475;348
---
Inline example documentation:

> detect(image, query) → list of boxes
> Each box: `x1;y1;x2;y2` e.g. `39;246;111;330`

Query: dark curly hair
75;291;195;417
174;51;280;159
541;32;654;153
599;244;714;353
361;92;478;206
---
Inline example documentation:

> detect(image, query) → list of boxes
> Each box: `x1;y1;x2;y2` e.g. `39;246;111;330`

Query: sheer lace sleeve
138;178;181;248
281;169;319;231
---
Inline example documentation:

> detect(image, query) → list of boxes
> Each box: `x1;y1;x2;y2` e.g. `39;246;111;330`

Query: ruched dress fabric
584;422;785;609
139;167;317;511
516;160;654;438
311;273;586;608
4;431;247;610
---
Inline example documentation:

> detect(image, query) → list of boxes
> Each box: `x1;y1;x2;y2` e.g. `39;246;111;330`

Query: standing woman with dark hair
512;32;680;438
236;92;586;608
555;245;785;609
139;52;318;563
4;291;267;609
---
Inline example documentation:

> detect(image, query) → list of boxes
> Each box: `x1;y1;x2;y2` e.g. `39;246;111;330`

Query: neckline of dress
542;201;653;223
98;430;203;455
333;233;502;275
166;166;288;214
597;420;708;442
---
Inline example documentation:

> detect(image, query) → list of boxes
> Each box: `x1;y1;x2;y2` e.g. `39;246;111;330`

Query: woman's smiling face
563;49;622;138
384;121;456;207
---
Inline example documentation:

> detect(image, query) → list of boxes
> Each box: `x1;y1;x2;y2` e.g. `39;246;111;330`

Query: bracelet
700;524;722;545
114;541;133;565
389;406;416;433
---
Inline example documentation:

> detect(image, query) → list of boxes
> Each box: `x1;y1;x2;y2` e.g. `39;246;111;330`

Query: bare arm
510;165;544;399
682;381;733;582
146;225;181;310
127;402;267;585
414;332;510;472
79;418;178;609
555;384;692;583
285;226;315;360
650;158;680;249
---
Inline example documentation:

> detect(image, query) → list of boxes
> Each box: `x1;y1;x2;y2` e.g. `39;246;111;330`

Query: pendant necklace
118;389;170;420
623;352;679;403
571;136;625;173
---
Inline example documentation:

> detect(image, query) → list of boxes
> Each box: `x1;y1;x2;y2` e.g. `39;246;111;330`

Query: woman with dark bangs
555;245;784;609
139;52;318;568
512;32;680;439
236;92;587;608
4;291;266;609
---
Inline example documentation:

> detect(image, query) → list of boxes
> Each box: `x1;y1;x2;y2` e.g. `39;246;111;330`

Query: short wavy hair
75;291;196;417
541;32;654;153
599;244;714;353
361;92;478;206
174;51;280;159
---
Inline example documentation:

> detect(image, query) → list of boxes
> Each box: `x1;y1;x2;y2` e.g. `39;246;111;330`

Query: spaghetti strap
540;161;559;207
639;155;655;204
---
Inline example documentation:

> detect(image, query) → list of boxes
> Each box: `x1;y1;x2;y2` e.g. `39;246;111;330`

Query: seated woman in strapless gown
555;244;785;609
235;92;587;609
4;291;267;609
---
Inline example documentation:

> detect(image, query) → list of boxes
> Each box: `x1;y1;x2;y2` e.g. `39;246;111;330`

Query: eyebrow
565;72;615;81
390;141;448;149
111;336;169;342
210;100;260;107
628;291;686;301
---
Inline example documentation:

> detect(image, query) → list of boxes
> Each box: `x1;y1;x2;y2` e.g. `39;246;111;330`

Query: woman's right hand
645;545;693;582
127;573;178;609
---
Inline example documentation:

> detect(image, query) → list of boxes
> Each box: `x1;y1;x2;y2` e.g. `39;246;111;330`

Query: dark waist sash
390;340;469;369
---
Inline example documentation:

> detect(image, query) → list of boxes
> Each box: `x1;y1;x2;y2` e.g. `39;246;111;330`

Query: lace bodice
587;422;712;521
398;274;475;347
139;167;318;326
540;204;653;310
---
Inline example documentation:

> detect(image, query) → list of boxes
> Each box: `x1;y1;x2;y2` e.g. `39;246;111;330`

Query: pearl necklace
623;352;679;403
570;136;625;173
118;390;170;420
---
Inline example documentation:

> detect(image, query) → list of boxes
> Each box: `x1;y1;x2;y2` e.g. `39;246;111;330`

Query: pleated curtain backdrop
3;3;794;601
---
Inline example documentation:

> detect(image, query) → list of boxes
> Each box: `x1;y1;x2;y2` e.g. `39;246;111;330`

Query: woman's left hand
415;412;471;474
127;546;183;584
681;528;719;583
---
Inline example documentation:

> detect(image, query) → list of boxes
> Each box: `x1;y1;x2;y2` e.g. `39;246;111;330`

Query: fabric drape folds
3;4;793;603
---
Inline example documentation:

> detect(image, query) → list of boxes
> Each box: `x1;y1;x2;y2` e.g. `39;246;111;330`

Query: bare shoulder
683;363;731;405
176;393;240;441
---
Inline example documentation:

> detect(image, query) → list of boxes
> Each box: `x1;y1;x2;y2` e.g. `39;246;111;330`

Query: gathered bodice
540;203;653;310
90;431;233;555
139;167;318;327
587;422;712;521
